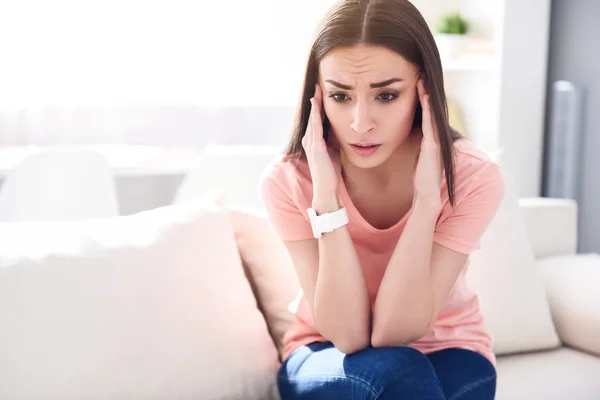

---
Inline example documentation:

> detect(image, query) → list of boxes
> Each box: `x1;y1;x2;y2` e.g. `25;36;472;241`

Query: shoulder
452;137;501;176
259;153;316;241
434;139;506;253
450;138;505;205
260;154;311;191
259;153;313;207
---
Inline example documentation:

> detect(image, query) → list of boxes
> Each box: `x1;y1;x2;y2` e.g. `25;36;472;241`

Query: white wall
418;0;501;153
419;0;552;197
496;0;551;196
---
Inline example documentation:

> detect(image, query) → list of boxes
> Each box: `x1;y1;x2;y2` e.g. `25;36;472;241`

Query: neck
341;132;420;196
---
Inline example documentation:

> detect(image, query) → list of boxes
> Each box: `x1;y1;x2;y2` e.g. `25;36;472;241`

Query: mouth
350;143;381;157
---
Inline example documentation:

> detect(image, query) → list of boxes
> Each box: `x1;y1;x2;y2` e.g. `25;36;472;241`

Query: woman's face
318;44;420;169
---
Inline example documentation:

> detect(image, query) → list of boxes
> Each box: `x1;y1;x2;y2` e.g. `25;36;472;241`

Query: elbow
371;329;420;348
371;319;431;348
333;334;371;355
316;311;372;355
323;323;371;355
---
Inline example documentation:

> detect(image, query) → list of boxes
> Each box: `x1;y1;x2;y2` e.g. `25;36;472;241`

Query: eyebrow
324;78;403;90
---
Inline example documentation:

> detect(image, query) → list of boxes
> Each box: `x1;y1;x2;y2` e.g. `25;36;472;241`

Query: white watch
307;207;349;238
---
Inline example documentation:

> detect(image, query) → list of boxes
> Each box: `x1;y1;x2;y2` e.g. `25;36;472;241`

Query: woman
260;0;504;399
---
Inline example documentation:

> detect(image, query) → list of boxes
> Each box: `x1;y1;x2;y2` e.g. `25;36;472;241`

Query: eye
378;92;399;103
329;93;349;102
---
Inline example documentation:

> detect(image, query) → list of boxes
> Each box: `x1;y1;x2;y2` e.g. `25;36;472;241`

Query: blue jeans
278;342;496;400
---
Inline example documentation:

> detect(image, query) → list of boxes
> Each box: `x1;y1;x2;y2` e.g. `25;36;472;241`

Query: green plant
437;13;469;35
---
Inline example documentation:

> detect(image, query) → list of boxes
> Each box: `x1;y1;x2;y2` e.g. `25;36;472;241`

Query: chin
343;146;391;169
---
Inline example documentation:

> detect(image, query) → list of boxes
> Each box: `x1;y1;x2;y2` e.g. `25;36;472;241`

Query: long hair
284;0;462;205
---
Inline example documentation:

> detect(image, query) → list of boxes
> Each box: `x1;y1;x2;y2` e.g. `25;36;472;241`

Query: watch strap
307;207;349;238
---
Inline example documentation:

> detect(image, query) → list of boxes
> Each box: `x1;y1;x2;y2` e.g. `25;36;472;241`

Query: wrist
312;192;341;214
412;195;442;215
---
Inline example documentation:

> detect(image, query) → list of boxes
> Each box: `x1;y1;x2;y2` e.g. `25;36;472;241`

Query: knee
347;346;435;380
345;346;444;399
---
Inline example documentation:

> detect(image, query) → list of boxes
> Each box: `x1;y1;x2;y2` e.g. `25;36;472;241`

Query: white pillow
536;253;600;357
0;197;280;399
229;207;301;360
466;178;561;355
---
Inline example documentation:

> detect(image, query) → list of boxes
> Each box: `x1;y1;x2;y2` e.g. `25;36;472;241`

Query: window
0;0;337;145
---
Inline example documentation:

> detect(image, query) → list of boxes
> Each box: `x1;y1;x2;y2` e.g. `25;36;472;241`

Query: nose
350;101;375;135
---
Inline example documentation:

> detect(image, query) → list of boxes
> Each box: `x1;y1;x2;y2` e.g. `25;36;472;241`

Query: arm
372;166;505;347
371;197;467;346
285;198;371;354
262;178;371;354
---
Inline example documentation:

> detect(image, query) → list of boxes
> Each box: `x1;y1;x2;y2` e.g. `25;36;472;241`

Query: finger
313;87;322;118
314;83;322;102
306;98;316;147
424;94;440;146
417;78;426;101
417;80;436;144
419;87;433;139
314;83;325;123
310;96;322;141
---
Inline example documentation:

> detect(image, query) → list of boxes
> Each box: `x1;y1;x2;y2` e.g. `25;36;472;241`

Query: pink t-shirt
260;138;505;366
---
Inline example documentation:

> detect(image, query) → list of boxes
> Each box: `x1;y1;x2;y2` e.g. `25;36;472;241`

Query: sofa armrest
518;197;578;258
536;253;600;357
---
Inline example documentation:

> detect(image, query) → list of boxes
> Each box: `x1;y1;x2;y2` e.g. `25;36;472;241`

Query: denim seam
448;373;497;400
279;373;379;397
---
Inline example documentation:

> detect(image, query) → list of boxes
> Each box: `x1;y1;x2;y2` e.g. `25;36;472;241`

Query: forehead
319;44;417;82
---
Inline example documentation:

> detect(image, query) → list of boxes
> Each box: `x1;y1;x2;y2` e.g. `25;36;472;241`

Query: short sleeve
433;164;505;254
259;173;314;241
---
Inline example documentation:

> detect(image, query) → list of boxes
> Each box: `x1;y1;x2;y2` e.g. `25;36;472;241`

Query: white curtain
0;0;337;146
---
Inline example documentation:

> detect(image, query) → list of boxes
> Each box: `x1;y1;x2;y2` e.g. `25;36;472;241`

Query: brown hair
284;0;462;205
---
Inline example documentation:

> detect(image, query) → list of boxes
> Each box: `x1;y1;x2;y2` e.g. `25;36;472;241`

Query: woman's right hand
302;84;340;213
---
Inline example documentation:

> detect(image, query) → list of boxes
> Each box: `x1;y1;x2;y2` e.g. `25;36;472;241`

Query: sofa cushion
230;208;300;360
466;178;560;355
0;197;280;399
518;197;578;258
535;253;600;357
496;348;600;400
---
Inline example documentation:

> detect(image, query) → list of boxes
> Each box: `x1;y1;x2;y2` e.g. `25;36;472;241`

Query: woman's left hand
413;79;443;209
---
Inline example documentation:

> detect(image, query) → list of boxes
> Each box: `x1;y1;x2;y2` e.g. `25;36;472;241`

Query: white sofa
494;198;600;399
0;160;599;399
